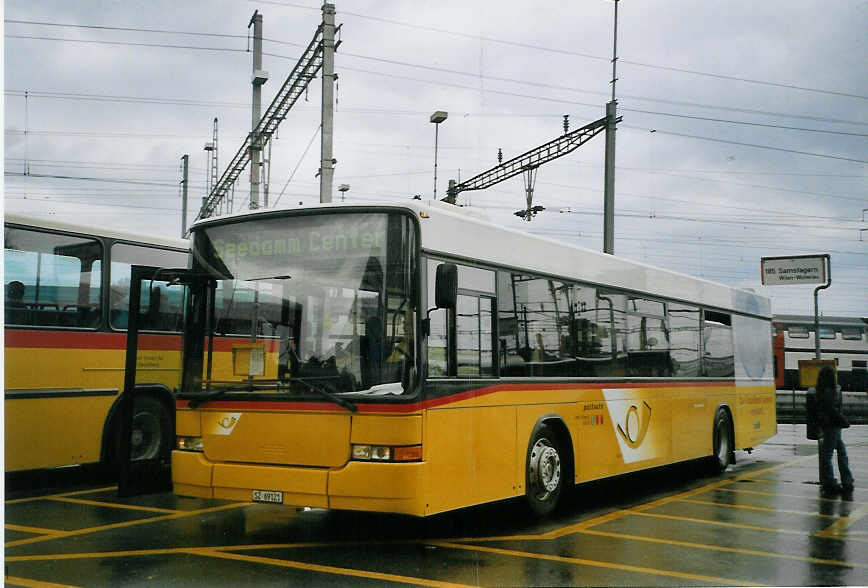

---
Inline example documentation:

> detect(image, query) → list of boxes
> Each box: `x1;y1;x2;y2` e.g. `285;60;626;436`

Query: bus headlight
177;436;204;452
351;444;421;462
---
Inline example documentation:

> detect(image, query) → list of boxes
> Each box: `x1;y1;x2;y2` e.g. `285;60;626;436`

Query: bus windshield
186;212;417;399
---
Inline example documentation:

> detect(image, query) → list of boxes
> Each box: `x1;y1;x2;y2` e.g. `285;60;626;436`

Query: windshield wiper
293;377;357;413
187;379;356;413
187;382;280;408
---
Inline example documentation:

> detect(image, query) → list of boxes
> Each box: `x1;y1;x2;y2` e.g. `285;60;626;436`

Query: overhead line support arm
444;115;613;204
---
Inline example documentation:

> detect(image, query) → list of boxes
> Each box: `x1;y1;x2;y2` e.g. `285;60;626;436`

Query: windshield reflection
188;212;416;399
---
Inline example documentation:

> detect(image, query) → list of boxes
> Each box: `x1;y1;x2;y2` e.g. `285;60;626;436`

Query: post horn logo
218;416;238;429
617;401;651;449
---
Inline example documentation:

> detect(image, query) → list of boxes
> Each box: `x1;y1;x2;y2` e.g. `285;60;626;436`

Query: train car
773;314;868;391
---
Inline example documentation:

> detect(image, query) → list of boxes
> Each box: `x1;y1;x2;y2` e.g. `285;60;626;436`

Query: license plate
252;490;283;504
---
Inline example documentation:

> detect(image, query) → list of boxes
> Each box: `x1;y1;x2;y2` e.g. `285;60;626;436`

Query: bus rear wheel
525;425;564;516
710;407;733;473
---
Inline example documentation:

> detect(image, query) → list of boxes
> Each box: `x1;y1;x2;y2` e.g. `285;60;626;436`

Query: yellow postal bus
4;214;188;472
159;201;775;516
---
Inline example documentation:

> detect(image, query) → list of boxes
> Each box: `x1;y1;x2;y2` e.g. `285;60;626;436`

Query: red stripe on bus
4;329;182;351
175;380;740;414
4;329;272;353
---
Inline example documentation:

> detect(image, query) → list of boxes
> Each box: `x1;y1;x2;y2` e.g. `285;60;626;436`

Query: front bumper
172;450;426;516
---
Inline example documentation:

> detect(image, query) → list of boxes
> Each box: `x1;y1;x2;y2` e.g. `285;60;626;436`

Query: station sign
760;254;828;286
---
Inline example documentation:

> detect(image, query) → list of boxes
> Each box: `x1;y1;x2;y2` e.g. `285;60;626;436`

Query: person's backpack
805;388;823;440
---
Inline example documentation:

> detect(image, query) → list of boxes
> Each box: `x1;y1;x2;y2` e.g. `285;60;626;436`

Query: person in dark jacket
815;366;854;499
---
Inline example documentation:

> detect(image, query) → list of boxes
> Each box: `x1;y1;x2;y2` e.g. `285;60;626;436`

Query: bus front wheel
112;395;171;464
710;407;733;473
525;424;564;516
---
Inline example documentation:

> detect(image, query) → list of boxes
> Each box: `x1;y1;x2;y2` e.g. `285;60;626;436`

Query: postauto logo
617;401;651;449
603;390;659;464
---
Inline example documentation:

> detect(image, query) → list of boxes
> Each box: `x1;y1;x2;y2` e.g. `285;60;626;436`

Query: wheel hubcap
530;439;561;497
131;411;160;461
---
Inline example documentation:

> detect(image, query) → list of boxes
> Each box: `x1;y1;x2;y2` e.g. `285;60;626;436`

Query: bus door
118;265;190;496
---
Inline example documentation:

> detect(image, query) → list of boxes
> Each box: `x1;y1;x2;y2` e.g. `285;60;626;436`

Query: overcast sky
3;1;866;317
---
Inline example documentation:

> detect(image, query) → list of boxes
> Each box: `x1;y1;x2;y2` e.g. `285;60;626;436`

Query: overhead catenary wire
6;36;868;128
252;1;868;101
272;124;321;208
620;125;867;165
9;16;865;101
4;171;178;187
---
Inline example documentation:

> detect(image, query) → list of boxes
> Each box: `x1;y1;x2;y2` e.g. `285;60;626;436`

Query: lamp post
430;111;448;199
338;183;350;202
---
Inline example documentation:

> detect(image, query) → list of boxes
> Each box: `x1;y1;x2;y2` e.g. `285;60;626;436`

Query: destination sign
196;213;390;281
760;255;828;286
203;214;386;262
211;229;384;262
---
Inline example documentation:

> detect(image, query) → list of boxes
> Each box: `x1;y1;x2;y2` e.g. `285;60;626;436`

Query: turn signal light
176;436;204;452
393;445;423;462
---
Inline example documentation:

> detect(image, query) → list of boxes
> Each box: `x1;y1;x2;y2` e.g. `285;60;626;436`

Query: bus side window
456;294;494;377
426;260;495;378
426;260;449;377
501;274;579;377
669;303;701;377
702;310;734;377
110;243;187;332
4;226;103;329
626;298;671;377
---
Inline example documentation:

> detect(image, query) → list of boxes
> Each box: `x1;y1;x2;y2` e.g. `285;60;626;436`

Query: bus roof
4;212;189;251
189;200;772;318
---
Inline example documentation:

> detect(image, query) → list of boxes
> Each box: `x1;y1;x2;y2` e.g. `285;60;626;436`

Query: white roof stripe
5;213;189;250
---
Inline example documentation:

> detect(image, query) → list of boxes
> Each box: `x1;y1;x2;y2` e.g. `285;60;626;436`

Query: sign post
761;254;831;359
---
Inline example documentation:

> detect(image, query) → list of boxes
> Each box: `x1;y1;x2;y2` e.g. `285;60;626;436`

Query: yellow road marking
681;497;839;518
4;502;248;548
709;486;854;504
633;455;817;515
464;508;633;543
5;545;330;562
4;577;80;588
5;548;196;562
5;524;67;536
632;510;812;536
579;527;868;569
743;476;815;484
817;500;868;538
431;540;765;587
195;548;474;588
50;496;179;514
5;486;117;505
451;454;818;545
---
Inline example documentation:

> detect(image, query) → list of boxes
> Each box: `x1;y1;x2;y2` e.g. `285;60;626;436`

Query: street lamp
338;183;350;202
430;111;448;199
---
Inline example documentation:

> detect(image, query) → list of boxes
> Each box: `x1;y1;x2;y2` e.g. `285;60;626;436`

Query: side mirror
435;263;458;310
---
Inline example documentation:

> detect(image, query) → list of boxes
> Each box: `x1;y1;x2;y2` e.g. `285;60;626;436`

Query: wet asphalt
5;424;867;587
